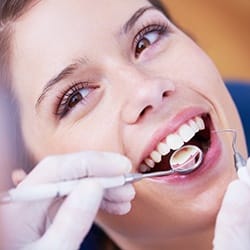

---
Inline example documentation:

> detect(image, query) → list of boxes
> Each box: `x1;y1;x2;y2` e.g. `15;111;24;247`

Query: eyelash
133;22;169;58
55;81;97;118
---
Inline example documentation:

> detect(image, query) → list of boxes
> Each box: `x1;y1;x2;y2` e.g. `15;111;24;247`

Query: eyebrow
122;6;157;34
36;57;88;109
36;6;157;110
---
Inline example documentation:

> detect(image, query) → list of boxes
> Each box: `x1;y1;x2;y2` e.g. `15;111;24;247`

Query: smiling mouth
139;114;211;174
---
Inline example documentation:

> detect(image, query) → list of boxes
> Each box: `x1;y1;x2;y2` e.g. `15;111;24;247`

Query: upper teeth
140;116;205;172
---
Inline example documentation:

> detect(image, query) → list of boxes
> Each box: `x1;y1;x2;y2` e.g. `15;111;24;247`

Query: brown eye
134;24;169;58
68;92;83;108
56;85;94;118
136;38;151;56
67;88;91;109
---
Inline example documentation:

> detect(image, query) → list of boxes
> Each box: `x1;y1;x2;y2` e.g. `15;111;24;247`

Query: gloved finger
44;183;136;229
40;183;136;231
100;200;132;215
37;179;103;250
19;151;132;187
45;199;64;230
213;180;250;250
103;184;135;203
0;199;58;249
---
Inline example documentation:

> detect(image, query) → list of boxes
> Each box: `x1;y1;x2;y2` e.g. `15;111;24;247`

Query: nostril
139;105;152;118
162;90;170;98
139;90;170;118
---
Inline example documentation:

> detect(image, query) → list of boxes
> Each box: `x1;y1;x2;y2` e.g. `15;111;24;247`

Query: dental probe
229;129;249;184
214;129;247;169
229;129;247;169
213;129;249;184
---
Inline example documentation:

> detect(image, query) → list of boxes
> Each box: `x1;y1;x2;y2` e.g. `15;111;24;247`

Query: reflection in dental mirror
169;145;203;174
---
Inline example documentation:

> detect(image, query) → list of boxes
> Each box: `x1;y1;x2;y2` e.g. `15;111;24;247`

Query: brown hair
0;0;36;88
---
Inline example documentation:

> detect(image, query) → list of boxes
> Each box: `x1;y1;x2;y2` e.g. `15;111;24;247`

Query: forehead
13;0;150;52
11;0;150;100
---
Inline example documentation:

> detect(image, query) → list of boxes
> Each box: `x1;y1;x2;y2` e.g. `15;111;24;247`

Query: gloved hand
213;158;250;250
0;151;135;250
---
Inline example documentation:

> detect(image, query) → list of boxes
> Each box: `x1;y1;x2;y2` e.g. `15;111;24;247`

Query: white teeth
178;124;195;142
141;115;207;171
188;119;199;133
145;158;155;168
195;117;205;130
157;142;170;156
150;151;162;163
166;134;184;150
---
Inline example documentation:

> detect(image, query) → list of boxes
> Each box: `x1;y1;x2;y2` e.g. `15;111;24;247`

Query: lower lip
150;130;222;184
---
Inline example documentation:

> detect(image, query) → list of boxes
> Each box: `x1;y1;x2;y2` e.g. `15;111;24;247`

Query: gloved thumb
213;179;250;250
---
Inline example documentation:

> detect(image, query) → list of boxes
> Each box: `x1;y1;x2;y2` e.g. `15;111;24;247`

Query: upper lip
136;107;209;171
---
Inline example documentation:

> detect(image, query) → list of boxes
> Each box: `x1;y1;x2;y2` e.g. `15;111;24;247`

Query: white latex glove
0;151;135;250
213;158;250;250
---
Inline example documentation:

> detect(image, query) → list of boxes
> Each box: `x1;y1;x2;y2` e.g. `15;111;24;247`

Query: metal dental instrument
214;129;247;170
169;145;203;174
230;130;247;170
0;145;203;204
125;145;203;182
213;129;249;184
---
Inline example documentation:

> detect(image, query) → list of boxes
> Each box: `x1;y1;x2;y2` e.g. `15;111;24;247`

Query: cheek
152;36;240;119
31;113;123;160
152;34;223;93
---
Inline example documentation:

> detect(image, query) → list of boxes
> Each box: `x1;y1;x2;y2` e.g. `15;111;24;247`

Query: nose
120;70;175;124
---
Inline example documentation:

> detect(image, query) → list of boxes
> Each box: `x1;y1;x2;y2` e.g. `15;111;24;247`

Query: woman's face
11;0;246;248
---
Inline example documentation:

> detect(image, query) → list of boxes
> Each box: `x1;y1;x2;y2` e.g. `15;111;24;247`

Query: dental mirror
0;145;204;203
169;145;203;174
125;145;204;183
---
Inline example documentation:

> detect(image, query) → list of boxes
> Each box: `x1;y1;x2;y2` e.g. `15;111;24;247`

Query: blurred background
164;0;250;82
0;87;24;191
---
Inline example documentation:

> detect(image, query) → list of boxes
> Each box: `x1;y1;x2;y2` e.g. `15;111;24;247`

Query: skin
10;0;247;249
